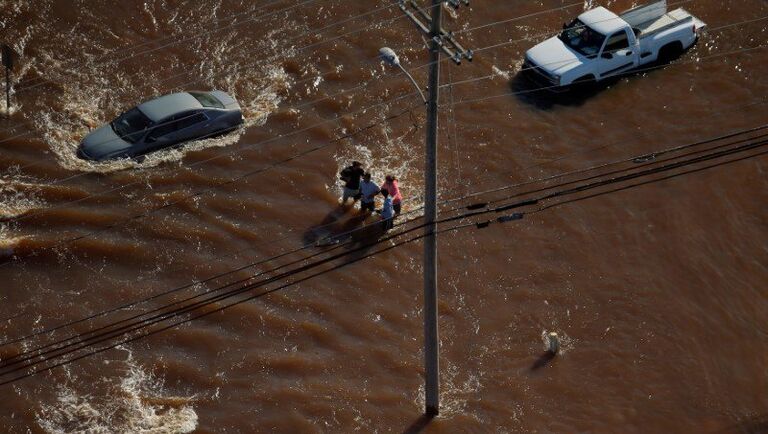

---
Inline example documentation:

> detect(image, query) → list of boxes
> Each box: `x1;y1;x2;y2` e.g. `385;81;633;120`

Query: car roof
578;7;625;36
136;92;203;122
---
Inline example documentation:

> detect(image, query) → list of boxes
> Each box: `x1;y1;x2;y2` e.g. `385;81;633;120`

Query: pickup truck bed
622;1;706;37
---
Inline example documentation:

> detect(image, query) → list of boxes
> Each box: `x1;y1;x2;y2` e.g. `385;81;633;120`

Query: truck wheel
658;42;683;64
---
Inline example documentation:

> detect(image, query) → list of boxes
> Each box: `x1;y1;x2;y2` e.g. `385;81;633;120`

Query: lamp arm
398;64;427;104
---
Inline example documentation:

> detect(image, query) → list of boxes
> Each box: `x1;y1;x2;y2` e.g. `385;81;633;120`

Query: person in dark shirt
340;161;365;204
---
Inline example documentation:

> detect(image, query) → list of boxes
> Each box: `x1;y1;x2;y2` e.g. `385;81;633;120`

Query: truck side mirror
601;52;613;59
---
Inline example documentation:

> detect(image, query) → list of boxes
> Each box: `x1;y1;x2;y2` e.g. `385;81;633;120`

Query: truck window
604;31;630;52
559;19;606;57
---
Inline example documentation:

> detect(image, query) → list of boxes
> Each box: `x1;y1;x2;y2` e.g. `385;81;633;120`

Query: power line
5;116;765;347
3;138;765;386
6;3;755;188
12;0;320;97
0;1;407;173
0;100;423;269
7;36;758;235
6;12;762;229
454;43;768;106
1;3;757;326
2;126;766;382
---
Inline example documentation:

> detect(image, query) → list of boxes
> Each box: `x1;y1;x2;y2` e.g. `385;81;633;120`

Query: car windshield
189;91;224;109
110;108;153;143
559;19;606;57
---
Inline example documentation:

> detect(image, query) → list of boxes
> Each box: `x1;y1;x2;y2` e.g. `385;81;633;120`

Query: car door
142;116;180;152
595;29;637;79
170;111;209;144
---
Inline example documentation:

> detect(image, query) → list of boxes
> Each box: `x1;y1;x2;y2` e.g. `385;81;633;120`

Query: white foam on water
36;348;198;434
414;360;483;420
0;222;21;257
14;2;295;174
0;170;46;219
541;329;575;355
332;113;425;215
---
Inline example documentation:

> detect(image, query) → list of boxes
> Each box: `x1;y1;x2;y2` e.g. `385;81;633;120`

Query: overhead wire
1;4;760;326
7;9;764;229
1;129;766;385
3;0;764;342
3;2;764;384
7;34;760;234
3;119;768;352
0;0;408;176
0;98;424;270
2;1;766;337
5;113;766;349
12;0;320;96
4;1;749;191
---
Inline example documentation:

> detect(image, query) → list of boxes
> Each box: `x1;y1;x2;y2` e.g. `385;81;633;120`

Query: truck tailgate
669;8;706;31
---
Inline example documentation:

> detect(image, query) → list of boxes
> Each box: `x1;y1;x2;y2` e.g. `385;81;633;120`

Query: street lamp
379;44;440;416
379;47;427;104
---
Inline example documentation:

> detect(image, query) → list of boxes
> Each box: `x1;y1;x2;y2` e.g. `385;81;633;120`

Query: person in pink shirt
380;175;402;216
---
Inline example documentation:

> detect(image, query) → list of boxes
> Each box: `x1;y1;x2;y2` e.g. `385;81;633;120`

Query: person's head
352;161;362;168
363;172;371;181
385;175;396;183
381;188;389;198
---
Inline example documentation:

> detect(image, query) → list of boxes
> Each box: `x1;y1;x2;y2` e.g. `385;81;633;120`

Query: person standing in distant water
339;161;365;204
379;188;395;232
359;172;380;214
380;175;402;216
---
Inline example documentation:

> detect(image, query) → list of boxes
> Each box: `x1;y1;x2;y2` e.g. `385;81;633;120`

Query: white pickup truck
523;0;706;89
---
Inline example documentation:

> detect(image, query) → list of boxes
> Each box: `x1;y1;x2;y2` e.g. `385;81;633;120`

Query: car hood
79;124;133;160
526;36;584;75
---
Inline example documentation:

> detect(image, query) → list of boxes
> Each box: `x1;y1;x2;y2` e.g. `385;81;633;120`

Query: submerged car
77;91;243;161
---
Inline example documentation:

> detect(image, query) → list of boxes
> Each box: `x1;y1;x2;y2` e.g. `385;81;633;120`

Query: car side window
176;112;207;130
604;30;629;52
145;118;178;142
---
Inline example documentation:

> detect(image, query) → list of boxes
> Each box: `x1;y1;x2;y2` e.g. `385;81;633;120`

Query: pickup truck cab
523;0;706;90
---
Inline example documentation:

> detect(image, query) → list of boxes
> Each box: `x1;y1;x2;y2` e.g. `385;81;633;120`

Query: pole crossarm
398;0;473;64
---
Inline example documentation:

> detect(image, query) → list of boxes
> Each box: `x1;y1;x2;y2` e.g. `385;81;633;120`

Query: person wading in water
339;161;365;204
380;175;402;216
359;172;380;214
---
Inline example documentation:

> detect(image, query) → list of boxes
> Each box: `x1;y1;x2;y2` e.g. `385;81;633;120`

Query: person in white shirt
359;172;380;213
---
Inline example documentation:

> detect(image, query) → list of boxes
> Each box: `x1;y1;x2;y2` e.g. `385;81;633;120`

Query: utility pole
423;0;442;415
398;0;472;416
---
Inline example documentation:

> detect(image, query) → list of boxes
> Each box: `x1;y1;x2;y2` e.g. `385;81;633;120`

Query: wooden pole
423;0;442;417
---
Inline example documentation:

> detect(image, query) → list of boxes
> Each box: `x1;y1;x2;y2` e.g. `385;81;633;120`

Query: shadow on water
402;413;435;434
512;52;691;111
303;204;389;260
302;203;356;246
530;351;557;371
510;73;609;111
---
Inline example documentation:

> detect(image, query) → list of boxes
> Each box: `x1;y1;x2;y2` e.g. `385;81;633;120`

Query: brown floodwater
0;0;766;432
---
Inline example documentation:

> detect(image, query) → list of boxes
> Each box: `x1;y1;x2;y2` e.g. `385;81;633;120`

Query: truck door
595;29;637;79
